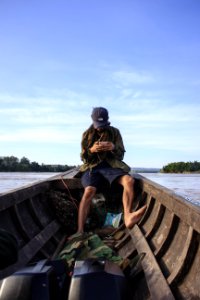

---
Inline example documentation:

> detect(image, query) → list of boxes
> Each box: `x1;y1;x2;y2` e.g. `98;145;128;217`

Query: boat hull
0;169;200;299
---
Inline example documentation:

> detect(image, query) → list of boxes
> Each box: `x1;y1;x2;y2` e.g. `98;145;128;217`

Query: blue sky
0;0;200;168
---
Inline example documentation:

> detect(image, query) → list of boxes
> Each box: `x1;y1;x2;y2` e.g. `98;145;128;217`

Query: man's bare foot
124;205;147;229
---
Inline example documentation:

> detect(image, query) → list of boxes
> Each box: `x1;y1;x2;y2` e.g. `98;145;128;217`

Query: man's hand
90;141;115;153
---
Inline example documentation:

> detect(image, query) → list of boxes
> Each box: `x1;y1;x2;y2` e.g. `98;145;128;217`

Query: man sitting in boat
78;107;146;233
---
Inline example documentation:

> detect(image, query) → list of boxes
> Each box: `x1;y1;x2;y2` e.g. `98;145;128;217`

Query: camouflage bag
57;233;124;272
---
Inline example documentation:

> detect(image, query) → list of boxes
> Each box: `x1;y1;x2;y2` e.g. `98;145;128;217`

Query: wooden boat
0;168;200;299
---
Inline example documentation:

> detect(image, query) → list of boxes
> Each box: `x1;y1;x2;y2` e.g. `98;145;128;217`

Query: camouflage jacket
79;125;130;173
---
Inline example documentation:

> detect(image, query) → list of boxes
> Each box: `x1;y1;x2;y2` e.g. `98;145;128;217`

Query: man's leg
77;186;96;233
118;175;146;229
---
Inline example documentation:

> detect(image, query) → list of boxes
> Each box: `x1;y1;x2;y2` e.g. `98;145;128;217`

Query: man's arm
80;130;96;163
80;127;125;162
110;128;126;160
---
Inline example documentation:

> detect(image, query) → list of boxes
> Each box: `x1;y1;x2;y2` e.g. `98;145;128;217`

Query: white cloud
124;131;199;152
112;70;155;85
112;102;200;128
0;91;93;127
0;127;81;143
0;81;199;168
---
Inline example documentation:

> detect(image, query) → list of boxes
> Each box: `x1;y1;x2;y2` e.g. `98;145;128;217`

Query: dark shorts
81;161;128;189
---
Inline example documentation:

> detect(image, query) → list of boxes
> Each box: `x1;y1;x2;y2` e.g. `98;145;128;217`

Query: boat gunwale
0;169;79;211
134;173;200;234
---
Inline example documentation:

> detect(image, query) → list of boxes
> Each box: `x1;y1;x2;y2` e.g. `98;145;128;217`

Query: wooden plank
154;213;179;258
117;237;137;259
48;168;80;180
136;175;200;235
52;178;83;190
114;232;130;250
0;182;50;212
129;224;175;300
139;194;155;227
145;203;165;239
167;226;195;285
11;205;31;241
28;198;44;228
0;220;60;280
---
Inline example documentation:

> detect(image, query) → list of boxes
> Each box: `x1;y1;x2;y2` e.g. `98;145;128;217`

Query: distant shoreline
131;168;161;173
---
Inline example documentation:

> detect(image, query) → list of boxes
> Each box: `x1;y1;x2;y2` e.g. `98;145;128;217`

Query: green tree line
162;161;200;173
0;156;76;172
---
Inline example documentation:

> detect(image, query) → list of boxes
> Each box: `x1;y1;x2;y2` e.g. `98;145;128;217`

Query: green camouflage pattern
57;232;124;271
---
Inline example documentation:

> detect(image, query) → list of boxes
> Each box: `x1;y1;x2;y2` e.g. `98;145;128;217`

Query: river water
139;173;200;206
0;172;59;194
0;172;199;206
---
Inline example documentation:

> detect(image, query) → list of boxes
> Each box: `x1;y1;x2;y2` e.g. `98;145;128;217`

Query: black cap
91;107;110;128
